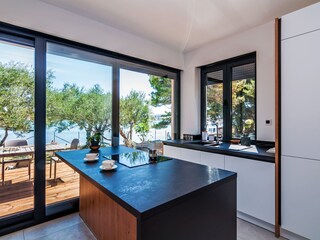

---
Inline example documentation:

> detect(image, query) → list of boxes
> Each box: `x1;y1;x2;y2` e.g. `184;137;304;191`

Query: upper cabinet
281;2;320;40
281;29;320;160
281;2;320;161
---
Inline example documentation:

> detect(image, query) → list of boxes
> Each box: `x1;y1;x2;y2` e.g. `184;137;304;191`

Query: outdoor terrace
0;161;79;218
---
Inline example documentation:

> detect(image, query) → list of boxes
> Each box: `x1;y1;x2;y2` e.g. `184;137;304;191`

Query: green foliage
149;75;172;130
152;111;171;129
206;79;255;138
0;62;34;145
0;62;112;145
134;122;149;142
0;63;174;147
231;79;255;137
149;76;172;107
87;131;102;144
120;90;150;146
47;83;112;141
206;83;223;122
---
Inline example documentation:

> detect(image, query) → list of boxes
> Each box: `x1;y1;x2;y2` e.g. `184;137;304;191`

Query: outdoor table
0;144;67;184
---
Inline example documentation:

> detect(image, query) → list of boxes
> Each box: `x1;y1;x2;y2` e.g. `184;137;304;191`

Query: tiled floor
1;213;286;240
237;218;286;240
0;213;95;240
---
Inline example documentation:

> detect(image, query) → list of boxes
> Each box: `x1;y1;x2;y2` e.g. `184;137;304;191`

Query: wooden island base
79;176;137;240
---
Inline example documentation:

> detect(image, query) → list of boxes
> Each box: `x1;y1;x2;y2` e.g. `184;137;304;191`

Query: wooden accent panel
79;176;137;240
274;17;281;238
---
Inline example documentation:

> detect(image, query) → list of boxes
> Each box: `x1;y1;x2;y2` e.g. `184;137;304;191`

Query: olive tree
120;90;150;147
0;62;34;145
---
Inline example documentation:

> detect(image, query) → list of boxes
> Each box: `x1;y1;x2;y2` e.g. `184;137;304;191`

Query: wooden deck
0;161;79;218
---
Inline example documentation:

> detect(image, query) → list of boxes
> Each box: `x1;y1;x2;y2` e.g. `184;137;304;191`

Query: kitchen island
56;146;237;240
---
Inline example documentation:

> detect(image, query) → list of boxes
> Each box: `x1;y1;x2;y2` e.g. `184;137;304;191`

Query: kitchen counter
163;140;275;163
56;146;237;240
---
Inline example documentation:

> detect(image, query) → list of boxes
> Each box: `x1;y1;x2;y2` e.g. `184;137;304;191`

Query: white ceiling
40;0;319;53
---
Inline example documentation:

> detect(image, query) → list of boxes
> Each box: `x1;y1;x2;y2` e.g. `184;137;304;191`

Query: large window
0;23;180;233
119;64;177;153
201;53;256;141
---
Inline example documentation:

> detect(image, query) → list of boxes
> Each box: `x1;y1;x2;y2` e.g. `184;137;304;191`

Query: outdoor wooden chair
3;139;33;180
50;138;79;181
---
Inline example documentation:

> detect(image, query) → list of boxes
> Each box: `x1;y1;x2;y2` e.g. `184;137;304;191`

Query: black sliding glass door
0;34;35;226
45;42;113;209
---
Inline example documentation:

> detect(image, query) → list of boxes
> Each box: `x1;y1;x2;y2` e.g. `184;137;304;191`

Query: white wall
0;0;276;141
0;0;183;69
182;21;275;141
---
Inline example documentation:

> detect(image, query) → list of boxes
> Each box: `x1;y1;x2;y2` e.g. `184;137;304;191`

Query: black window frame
200;52;256;142
0;21;181;235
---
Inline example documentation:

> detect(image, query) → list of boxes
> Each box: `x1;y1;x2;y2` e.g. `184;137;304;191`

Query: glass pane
45;42;112;208
0;40;35;218
231;63;255;139
119;69;173;153
206;70;223;139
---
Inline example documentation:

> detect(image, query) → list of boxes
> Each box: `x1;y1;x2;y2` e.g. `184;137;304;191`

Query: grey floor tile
33;222;96;240
237;218;287;240
0;230;24;240
2;214;290;240
23;213;82;240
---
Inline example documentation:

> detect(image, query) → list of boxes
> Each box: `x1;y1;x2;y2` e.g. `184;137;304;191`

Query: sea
0;126;171;147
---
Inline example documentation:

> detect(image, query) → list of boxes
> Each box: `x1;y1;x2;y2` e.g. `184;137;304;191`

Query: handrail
54;135;70;144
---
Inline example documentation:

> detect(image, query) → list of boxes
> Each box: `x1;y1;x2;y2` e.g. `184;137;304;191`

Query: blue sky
0;41;171;116
0;41;153;98
0;41;34;67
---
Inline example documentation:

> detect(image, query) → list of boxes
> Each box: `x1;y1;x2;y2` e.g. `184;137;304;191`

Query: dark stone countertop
163;140;275;163
56;146;236;220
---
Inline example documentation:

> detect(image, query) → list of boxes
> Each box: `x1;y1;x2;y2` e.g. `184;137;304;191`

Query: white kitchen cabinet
179;148;201;164
164;145;224;167
200;152;225;169
224;156;275;225
281;4;320;238
163;145;181;159
281;156;320;240
281;2;320;40
163;146;202;164
281;29;320;160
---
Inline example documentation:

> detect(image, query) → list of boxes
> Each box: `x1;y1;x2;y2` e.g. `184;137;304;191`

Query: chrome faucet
213;122;219;142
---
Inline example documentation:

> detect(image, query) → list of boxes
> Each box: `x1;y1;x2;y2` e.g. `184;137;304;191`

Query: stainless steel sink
184;141;220;147
183;141;252;151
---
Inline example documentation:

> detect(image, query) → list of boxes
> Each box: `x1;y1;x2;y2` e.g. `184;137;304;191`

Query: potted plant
87;131;102;151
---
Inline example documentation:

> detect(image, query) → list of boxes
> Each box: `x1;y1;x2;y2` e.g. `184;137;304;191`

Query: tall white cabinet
281;3;320;239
